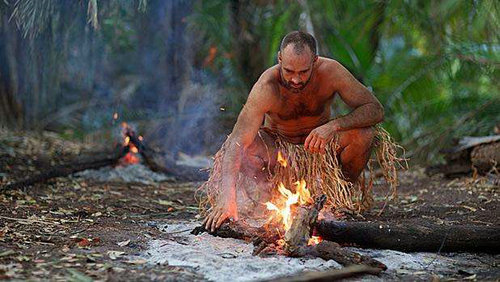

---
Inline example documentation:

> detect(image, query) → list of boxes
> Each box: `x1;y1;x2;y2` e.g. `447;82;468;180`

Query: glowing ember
265;180;313;231
277;151;287;168
130;145;139;154
119;122;140;165
307;236;322;246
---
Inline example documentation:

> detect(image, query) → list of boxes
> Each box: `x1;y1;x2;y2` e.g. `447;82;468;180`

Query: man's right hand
203;195;238;232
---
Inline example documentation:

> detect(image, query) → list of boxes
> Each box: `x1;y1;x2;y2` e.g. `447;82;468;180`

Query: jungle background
1;0;498;165
0;0;499;281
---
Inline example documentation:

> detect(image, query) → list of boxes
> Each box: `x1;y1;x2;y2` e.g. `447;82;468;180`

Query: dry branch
264;264;383;282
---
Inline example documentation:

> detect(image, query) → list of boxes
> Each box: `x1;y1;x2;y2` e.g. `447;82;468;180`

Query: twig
0;215;59;225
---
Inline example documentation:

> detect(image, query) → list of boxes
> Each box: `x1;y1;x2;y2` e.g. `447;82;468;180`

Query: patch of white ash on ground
141;220;499;281
349;248;499;280
75;163;173;184
143;220;340;281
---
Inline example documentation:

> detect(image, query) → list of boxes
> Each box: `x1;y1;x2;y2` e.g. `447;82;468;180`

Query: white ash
142;220;499;281
75;163;173;184
144;220;340;281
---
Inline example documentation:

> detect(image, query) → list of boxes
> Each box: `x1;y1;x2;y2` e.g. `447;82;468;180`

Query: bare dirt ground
0;130;498;281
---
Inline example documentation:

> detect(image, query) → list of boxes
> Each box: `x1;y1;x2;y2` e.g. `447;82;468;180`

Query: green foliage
189;0;499;164
2;0;498;163
188;0;302;116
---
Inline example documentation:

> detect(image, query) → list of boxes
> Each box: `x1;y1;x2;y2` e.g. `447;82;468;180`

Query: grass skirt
197;126;406;216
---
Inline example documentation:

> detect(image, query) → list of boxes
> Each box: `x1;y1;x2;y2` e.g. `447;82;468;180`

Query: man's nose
291;76;301;84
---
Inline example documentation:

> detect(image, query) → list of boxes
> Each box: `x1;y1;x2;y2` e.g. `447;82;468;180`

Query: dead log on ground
1;145;128;191
426;135;500;177
315;220;500;254
124;127;208;181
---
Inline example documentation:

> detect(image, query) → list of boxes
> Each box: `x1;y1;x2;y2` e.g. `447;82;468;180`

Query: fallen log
1;145;128;191
191;220;279;245
124;127;208;181
426;135;500;177
315;220;500;254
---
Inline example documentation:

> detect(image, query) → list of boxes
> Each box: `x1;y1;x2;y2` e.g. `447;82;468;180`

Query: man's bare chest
274;90;333;121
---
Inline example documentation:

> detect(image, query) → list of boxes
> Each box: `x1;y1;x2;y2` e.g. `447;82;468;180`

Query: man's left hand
304;122;339;154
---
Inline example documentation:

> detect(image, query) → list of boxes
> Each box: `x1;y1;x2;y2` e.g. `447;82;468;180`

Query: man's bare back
203;31;384;232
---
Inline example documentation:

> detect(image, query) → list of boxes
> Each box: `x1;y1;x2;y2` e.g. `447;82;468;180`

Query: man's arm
305;61;384;153
329;61;384;130
203;75;276;232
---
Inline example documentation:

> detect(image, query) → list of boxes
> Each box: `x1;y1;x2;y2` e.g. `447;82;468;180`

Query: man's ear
313;55;318;63
278;51;282;64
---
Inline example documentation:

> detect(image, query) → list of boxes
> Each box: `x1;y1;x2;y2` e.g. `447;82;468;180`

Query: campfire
265;151;324;250
265;180;323;249
119;122;141;165
192;150;388;273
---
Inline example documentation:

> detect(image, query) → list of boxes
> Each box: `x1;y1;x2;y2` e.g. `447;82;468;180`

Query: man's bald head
280;31;317;57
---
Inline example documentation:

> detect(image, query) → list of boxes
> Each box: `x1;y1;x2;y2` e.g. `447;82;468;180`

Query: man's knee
354;127;375;150
338;127;375;152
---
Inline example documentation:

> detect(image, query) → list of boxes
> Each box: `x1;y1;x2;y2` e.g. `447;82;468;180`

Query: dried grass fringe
196;126;407;216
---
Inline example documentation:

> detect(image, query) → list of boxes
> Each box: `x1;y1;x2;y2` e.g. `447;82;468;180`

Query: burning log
192;195;387;270
122;124;208;181
283;194;326;255
315;220;500;254
279;195;386;270
1;145;128;191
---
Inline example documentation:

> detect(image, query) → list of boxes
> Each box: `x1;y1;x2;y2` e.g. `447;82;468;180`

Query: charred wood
315;220;500;254
296;241;387;270
124;127;208;181
191;220;279;245
284;195;326;255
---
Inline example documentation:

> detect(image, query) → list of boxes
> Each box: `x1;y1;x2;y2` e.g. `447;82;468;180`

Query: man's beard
279;69;312;93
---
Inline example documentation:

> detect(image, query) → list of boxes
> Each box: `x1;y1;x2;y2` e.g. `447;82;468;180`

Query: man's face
278;44;317;93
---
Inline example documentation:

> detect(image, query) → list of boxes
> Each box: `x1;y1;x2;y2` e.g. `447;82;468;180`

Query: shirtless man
203;31;384;232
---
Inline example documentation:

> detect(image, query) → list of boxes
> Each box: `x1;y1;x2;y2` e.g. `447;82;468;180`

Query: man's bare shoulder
259;65;280;89
245;66;280;112
251;66;280;100
317;57;346;76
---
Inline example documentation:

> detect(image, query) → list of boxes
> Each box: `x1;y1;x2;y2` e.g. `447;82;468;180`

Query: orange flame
307;236;322;246
119;122;140;165
265;180;312;231
123;136;130;146
277;151;287;168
